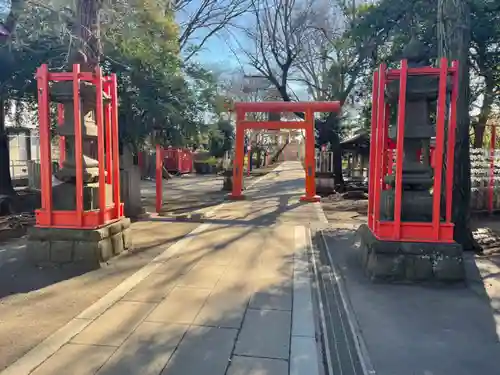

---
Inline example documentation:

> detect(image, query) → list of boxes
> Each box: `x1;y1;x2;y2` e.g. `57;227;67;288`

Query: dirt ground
320;193;368;227
0;164;279;244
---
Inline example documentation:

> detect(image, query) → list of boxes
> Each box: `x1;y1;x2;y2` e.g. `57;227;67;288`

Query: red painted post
393;59;408;240
178;149;182;173
110;74;122;218
73;64;84;227
104;79;113;184
247;145;251;177
373;64;386;226
445;61;459;223
231;110;245;199
368;70;379;230
383;103;391;189
96;67;106;224
57;104;65;168
156;144;163;213
431;58;448;239
302;109;318;201
36;65;53;225
489;125;496;214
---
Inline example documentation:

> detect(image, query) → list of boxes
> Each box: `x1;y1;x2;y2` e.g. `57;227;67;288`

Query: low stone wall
26;217;132;268
357;224;465;283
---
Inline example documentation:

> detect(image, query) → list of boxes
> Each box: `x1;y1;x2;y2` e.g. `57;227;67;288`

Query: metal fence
316;151;334;173
8;134;62;189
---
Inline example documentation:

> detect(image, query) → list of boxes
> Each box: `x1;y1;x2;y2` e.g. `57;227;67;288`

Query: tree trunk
0;98;15;195
473;74;494;148
71;0;102;68
331;131;345;192
438;0;479;251
318;116;345;191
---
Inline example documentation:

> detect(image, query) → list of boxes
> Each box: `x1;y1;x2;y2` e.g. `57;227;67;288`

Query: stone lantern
50;79;113;210
381;38;448;222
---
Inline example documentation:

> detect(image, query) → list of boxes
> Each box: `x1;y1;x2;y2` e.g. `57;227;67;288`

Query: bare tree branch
175;0;250;61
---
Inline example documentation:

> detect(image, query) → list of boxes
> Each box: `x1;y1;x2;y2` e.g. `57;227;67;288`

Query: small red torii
229;101;341;202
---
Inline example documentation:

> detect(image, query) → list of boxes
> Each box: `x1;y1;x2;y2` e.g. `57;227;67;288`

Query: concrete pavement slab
152;255;199;275
161;326;238;375
145;287;211;324
176;264;226;289
30;343;115;375
194;289;248;328
96;322;188;375
71;301;156;346
249;283;293;311
122;272;177;302
292;226;315;338
234;309;291;360
226;356;288;375
290;336;320;375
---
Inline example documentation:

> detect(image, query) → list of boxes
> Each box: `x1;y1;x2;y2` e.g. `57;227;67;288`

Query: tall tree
238;0;377;189
175;0;250;61
469;0;500;148
71;0;102;68
0;0;26;196
437;0;478;250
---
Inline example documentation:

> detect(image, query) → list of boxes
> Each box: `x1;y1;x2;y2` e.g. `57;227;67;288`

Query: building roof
340;130;370;152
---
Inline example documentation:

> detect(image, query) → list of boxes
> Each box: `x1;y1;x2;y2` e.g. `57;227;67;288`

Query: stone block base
357;224;465;283
52;182;113;211
27;217;133;268
315;172;335;195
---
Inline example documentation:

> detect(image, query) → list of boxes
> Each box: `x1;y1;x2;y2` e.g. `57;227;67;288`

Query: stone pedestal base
221;171;245;192
315;172;335;195
52;182;113;211
357;224;465;283
222;173;233;192
300;195;321;203
26;217;133;268
228;194;246;200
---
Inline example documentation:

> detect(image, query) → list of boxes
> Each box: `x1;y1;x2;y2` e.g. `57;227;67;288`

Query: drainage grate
310;230;365;375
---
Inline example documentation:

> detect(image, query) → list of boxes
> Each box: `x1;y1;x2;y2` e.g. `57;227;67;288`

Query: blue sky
176;3;309;100
176;1;253;71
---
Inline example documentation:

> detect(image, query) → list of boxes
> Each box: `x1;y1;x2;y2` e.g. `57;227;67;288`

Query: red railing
35;64;123;229
368;59;459;243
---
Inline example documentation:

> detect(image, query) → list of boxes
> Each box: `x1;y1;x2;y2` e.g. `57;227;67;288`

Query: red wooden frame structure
230;101;341;201
35;64;123;228
163;147;193;174
156;144;164;213
368;58;459;243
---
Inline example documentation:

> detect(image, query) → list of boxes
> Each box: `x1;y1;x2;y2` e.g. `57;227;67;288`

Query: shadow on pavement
0;161;309;372
318;228;500;375
12;224;295;375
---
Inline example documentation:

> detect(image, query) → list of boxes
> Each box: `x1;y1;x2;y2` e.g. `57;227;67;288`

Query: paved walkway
2;162;324;375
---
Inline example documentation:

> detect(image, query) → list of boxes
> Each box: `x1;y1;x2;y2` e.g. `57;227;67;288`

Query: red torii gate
230;101;341;201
